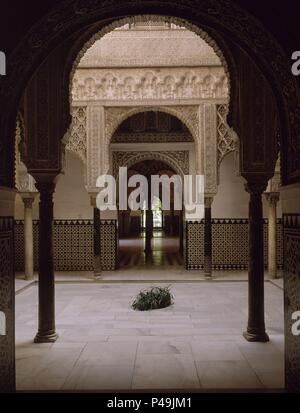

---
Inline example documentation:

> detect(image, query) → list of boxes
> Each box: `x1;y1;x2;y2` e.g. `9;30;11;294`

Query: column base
204;257;212;279
34;331;58;343
268;270;277;279
243;330;269;342
94;255;101;277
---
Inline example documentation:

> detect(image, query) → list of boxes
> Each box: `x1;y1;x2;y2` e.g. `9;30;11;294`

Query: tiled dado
283;214;300;392
185;219;283;270
0;217;15;392
14;218;283;272
14;219;118;272
100;220;118;271
15;220;94;271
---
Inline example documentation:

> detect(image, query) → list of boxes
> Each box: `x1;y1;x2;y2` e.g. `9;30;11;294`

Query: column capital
90;194;97;207
22;197;35;209
204;196;214;208
245;179;268;195
264;192;280;205
20;192;37;206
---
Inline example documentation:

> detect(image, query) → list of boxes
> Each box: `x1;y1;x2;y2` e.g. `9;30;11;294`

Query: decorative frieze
72;68;228;102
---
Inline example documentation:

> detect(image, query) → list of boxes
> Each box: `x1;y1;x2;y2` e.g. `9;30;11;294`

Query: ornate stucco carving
105;106;199;144
51;102;233;196
216;104;238;164
15;117;37;194
70;14;231;105
78;22;222;68
112;132;193;143
66;107;87;164
112;151;189;178
86;105;108;189
72;68;228;102
203;104;218;194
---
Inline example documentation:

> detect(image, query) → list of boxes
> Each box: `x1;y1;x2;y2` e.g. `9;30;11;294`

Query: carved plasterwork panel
112;132;193;143
105;106;199;145
203;104;218;194
66;107;87;164
216;104;237;164
15;120;37;194
72;68;228;102
86;105;108;188
112;151;189;178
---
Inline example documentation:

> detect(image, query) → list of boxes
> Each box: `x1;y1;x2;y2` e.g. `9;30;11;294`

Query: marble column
34;182;58;343
204;196;213;278
170;202;174;236
244;181;269;342
265;192;280;279
179;209;184;255
21;196;36;280
91;196;101;277
145;177;153;259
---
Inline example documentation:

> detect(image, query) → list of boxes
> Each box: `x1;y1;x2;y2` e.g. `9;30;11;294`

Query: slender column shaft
145;177;153;257
265;193;279;279
93;207;101;276
204;197;213;278
170;202;174;236
34;182;58;343
23;197;35;280
244;182;269;342
179;209;184;255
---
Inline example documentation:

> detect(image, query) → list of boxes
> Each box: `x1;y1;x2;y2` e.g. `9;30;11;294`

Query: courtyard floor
16;281;284;392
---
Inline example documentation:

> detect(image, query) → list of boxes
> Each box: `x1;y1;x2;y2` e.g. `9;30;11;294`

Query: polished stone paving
16;281;284;391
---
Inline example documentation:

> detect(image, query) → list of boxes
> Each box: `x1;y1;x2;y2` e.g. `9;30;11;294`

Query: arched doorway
118;159;184;270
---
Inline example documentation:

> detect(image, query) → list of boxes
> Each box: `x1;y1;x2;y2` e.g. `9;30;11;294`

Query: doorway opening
118;159;184;269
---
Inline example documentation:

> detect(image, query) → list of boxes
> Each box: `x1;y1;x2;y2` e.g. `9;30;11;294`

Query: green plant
132;286;173;311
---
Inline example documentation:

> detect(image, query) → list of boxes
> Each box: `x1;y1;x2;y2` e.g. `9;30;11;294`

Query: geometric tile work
14;220;25;271
53;220;93;271
0;217;15;392
100;220;118;271
15;220;94;272
283;214;300;393
212;219;248;270
185;221;204;270
186;219;284;270
14;219;283;272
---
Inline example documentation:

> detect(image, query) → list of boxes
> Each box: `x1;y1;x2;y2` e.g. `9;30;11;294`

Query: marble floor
15;281;284;392
119;234;184;268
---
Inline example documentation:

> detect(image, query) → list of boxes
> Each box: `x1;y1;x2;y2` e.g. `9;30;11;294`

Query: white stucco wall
15;150;282;220
54;152;92;220
213;152;282;219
